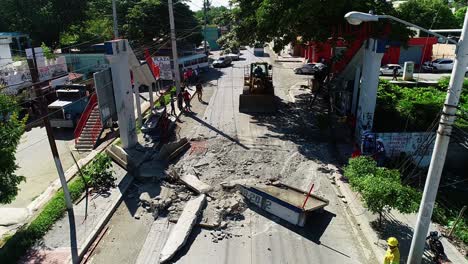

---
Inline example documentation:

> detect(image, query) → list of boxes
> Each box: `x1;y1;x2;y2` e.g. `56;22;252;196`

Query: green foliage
432;204;468;244
0;94;27;204
40;43;56;60
125;0;202;47
454;7;467;28
82;153;115;193
344;156;421;225
217;31;241;52
397;0;459;31
374;80;468;131
60;18;113;47
0;0;88;47
232;0;409;52
195;6;231;27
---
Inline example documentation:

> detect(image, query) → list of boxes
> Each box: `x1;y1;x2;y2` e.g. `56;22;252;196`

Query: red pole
301;183;315;209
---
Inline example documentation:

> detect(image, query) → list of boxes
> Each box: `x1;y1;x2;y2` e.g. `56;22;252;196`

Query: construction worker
383;237;400;264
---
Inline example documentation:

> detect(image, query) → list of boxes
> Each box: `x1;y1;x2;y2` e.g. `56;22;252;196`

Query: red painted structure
381;37;438;66
294;25;437;69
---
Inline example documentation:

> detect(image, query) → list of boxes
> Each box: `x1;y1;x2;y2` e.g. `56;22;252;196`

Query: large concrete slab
159;194;206;263
179;174;212;194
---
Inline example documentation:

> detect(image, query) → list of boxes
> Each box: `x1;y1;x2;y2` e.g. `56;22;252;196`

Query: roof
48;100;73;108
178;53;207;63
0;32;29;37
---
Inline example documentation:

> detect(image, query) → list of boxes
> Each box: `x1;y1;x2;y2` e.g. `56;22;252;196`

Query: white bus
178;54;209;71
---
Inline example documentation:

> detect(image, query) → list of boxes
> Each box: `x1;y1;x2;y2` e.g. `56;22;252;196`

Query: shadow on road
187;113;250;150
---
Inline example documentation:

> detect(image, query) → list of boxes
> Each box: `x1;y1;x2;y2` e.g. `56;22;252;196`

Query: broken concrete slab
106;145;135;171
0;208;29;226
159;137;190;161
159;194;206;263
179;174;212;194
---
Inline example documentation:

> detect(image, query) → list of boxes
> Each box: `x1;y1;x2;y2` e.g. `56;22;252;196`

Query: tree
397;0;458;31
232;0;407;52
344;157;421;226
124;0;202;48
0;0;88;47
0;94;27;204
455;7;467;28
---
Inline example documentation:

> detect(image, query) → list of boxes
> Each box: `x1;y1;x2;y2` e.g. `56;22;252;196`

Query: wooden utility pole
168;0;181;94
448;206;467;237
27;47;79;264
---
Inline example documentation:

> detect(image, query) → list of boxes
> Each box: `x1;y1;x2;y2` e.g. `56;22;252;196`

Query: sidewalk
265;45;304;63
21;163;132;264
334;142;468;263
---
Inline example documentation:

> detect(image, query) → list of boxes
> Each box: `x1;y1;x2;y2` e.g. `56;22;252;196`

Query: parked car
293;63;317;74
431;59;454;72
225;53;240;61
422;59;441;72
212;56;232;68
379;64;403;76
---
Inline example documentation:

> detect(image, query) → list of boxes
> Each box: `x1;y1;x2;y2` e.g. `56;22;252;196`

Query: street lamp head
344;11;380;25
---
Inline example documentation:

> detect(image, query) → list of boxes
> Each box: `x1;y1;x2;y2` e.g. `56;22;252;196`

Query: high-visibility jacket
383;248;400;264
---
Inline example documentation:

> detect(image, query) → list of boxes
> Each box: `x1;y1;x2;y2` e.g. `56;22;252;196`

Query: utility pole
112;0;119;38
168;0;181;93
203;0;208;55
408;8;468;264
27;48;79;264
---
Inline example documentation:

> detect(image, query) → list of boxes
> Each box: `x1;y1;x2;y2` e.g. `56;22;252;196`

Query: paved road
89;48;377;264
4;127;78;208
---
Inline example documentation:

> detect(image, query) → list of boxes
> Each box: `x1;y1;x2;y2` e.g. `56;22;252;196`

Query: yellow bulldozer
239;62;277;113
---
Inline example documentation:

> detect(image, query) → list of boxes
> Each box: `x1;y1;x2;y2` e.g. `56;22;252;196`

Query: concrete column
351;66;361;115
356;39;384;141
105;39;137;149
134;84;142;128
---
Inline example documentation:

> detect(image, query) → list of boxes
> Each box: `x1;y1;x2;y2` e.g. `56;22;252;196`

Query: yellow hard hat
387;237;398;247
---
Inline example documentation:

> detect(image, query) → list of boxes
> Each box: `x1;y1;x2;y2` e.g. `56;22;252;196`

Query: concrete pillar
105;39;138;149
351;66;361;116
356;39;385;141
403;61;415;81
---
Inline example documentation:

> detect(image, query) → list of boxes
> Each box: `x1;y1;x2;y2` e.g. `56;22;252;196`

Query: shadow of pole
188;114;250;150
67;208;79;264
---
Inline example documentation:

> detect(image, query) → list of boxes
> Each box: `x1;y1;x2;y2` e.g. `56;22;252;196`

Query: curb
68;173;134;263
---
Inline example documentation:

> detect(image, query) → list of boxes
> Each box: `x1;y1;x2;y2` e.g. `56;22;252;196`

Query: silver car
380;64;403;76
293;63;317;74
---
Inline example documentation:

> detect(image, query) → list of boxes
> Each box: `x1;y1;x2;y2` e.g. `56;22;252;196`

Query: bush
83;153;115;193
344;156;421;225
374;81;446;132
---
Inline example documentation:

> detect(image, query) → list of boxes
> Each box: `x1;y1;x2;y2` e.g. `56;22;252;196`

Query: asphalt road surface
88;48;377;264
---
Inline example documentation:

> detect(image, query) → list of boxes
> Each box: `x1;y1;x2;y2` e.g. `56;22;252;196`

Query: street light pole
168;0;181;94
408;8;468;263
112;0;119;39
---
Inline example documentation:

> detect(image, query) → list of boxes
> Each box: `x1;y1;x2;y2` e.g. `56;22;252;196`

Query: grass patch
0;153;113;263
154;86;177;108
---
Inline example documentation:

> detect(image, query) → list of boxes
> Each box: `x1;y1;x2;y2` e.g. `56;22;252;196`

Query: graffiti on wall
378;132;435;167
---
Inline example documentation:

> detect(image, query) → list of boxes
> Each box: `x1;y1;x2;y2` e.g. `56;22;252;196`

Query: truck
48;84;88;128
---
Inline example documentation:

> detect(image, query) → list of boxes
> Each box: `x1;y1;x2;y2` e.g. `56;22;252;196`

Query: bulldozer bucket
239;93;277;113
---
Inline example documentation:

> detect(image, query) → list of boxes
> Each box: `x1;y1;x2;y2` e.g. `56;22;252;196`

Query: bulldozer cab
239;62;276;113
245;62;272;81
